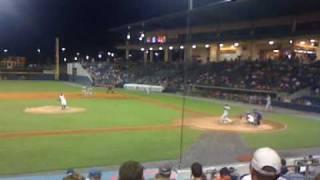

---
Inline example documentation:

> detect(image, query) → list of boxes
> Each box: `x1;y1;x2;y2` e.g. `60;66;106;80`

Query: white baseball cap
251;147;281;176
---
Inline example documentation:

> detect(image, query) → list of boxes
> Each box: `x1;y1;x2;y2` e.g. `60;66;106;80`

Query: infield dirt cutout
183;116;286;133
25;106;86;114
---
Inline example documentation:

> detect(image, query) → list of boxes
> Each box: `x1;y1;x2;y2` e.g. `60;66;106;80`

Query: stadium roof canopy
111;0;320;32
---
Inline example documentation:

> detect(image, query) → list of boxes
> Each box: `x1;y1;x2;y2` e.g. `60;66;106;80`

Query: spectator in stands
118;161;144;180
155;164;172;180
63;169;85;180
216;167;231;180
191;162;207;180
87;169;102;180
241;147;281;180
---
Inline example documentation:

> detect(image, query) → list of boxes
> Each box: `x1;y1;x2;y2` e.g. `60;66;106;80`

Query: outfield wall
0;72;55;80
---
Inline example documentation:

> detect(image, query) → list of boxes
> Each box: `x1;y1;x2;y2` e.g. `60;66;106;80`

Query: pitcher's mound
185;117;286;133
25;106;86;114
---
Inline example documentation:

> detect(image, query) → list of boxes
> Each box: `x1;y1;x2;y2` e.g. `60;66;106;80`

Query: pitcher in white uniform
59;93;67;110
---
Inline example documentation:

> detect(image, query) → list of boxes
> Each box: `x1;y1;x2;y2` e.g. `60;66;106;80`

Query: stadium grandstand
1;0;320;180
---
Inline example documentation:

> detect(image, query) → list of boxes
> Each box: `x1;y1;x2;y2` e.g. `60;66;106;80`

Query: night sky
0;0;215;60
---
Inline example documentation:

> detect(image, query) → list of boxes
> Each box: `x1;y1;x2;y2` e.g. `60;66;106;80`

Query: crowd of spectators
62;147;320;180
82;59;320;94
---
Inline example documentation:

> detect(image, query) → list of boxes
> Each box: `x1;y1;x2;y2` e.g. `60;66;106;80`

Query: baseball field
0;80;319;175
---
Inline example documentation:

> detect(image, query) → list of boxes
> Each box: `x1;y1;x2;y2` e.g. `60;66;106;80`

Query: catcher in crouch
243;109;263;126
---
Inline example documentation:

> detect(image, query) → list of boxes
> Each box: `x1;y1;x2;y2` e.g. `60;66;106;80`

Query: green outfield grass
0;80;319;175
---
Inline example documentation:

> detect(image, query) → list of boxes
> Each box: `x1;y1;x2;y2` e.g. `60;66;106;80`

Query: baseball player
265;95;272;111
246;112;255;124
220;104;232;124
59;93;67;110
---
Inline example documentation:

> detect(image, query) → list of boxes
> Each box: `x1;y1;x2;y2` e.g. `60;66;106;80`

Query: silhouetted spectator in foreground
118;161;144;180
241;147;281;180
87;169;102;180
155;164;172;180
216;167;231;180
63;169;85;180
191;162;207;180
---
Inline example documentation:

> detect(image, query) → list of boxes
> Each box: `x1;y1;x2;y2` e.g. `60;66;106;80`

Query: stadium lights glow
180;45;184;50
149;47;153;51
74;57;78;61
126;33;131;40
233;42;239;47
140;48;145;51
159;47;163;51
111;53;115;57
169;46;174;50
205;44;210;48
107;52;111;56
3;49;8;53
37;48;41;53
268;41;275;45
61;48;66;52
300;41;306;45
219;44;224;48
63;58;67;62
86;55;90;60
192;44;197;49
98;54;102;59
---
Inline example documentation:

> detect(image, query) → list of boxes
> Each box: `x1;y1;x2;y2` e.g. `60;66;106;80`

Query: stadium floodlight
159;47;163;51
180;45;184;50
140;48;145;52
233;42;239;47
169;46;174;50
86;55;90;60
192;44;197;49
268;41;275;45
205;44;210;48
300;41;306;45
219;43;224;48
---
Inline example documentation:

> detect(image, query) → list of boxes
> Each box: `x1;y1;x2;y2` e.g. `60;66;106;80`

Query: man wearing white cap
241;147;281;180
